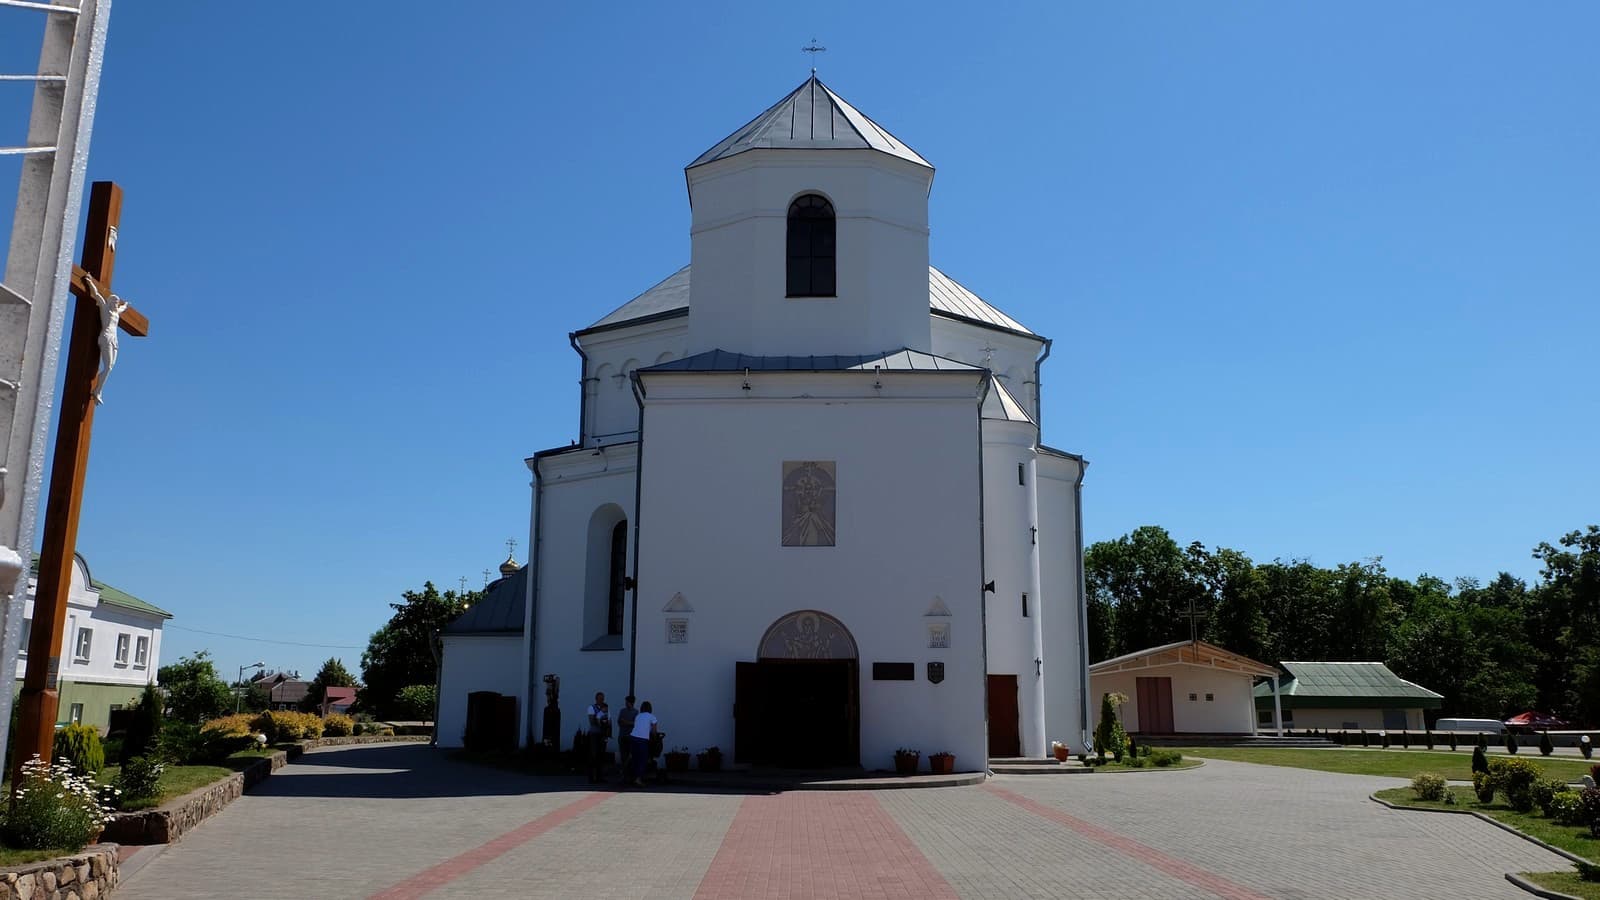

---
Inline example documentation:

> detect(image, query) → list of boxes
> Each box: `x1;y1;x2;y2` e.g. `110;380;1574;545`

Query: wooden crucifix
13;182;149;783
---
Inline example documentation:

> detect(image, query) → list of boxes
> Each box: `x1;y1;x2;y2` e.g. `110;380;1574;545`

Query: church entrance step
987;757;1093;775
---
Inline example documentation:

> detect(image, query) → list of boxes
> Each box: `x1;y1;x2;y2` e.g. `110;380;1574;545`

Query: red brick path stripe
984;785;1273;900
694;792;958;900
367;791;610;900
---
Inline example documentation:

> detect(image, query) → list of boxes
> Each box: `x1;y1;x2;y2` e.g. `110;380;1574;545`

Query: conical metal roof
689;75;930;170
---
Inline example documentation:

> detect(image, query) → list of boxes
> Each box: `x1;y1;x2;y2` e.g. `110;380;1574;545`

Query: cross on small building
1177;594;1208;644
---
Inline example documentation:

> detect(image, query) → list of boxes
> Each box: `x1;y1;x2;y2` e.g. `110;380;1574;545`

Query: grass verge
1175;747;1595;783
100;747;279;811
1519;870;1600;899
1374;786;1598;864
0;847;78;867
1091;758;1203;772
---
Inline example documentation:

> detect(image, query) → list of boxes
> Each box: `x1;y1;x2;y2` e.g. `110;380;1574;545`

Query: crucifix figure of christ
13;182;149;785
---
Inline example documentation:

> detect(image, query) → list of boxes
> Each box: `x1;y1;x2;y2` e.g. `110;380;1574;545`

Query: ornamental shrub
1472;744;1489;775
1425;730;1434;750
122;681;164;764
1580;735;1592;759
1532;776;1567;817
1;755;115;850
1410;773;1448;802
1550;791;1583;826
1487;757;1543;812
394;684;438;721
1478;732;1489;750
1579;787;1600;838
156;721;208;765
1094;692;1128;763
201;713;256;738
1361;730;1369;747
323;713;355;737
115;756;165;809
1448;732;1457;751
1381;731;1391;749
52;723;104;775
1400;730;1409;749
1505;733;1518;755
1124;755;1147;767
1150;749;1183;767
1473;771;1496;803
1539;731;1554;757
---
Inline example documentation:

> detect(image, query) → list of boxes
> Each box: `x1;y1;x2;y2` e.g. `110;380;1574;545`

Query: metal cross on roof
802;38;826;74
506;537;518;558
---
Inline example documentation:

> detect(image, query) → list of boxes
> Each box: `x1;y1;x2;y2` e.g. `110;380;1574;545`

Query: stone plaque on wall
781;461;836;547
666;619;688;644
928;623;951;649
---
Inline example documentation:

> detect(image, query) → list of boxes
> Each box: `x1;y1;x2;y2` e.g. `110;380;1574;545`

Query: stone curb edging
1085;760;1206;775
659;771;986;792
300;734;430;750
1504;872;1584;900
0;843;118;900
1368;793;1592;867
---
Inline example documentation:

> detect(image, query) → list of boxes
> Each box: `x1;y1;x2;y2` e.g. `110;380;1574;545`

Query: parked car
1433;717;1506;735
1504;711;1572;734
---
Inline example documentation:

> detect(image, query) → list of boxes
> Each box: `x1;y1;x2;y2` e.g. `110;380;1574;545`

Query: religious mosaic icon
758;610;857;659
781;461;836;547
928;623;951;649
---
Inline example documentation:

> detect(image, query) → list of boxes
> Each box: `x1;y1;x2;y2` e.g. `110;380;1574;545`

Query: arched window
786;194;836;297
607;520;627;635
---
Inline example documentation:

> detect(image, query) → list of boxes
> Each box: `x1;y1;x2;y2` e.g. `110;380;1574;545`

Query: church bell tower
683;76;935;358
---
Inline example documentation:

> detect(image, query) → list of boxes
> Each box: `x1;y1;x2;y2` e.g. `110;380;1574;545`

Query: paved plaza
115;743;1569;899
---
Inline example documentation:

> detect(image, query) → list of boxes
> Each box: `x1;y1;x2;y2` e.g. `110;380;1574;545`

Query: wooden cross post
13;182;149;784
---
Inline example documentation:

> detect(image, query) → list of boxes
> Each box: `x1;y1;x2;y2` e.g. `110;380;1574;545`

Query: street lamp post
237;661;264;713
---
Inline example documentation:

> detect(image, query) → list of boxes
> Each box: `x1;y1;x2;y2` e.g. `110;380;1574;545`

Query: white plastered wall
632;370;987;771
1287;707;1426;732
1037;453;1087;752
525;446;637;747
981;419;1045;757
437;634;522;748
1092;663;1257;734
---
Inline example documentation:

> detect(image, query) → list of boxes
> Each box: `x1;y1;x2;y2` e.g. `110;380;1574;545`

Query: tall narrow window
786;194;836;297
607;520;628;635
1018;464;1025;485
1022;594;1030;618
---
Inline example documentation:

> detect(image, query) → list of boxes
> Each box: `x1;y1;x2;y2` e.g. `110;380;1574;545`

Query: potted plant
928;751;955;775
1052;741;1069;762
893;748;920;775
697;746;723;772
664;746;691;773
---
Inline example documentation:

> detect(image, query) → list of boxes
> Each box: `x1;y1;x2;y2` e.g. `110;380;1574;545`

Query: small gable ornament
927;662;945;684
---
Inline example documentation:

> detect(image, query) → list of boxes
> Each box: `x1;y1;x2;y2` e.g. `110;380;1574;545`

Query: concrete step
988;757;1094;775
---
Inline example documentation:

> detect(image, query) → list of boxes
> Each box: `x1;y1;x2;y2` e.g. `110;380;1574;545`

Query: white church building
439;76;1091;770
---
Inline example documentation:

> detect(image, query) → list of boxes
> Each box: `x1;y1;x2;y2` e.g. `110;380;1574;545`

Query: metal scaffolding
0;0;113;755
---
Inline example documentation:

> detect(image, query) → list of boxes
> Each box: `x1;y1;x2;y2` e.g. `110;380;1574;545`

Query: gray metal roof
689;75;930;170
444;565;527;635
1252;661;1443;708
981;376;1035;424
579;265;1036;338
641;348;982;374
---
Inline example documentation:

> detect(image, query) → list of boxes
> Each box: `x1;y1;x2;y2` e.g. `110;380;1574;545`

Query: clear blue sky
2;2;1596;681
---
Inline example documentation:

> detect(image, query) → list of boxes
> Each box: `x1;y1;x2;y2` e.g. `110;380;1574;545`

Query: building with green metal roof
1253;661;1442;732
17;553;171;731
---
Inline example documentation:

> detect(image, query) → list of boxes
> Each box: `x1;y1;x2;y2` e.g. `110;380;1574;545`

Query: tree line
1085;524;1600;726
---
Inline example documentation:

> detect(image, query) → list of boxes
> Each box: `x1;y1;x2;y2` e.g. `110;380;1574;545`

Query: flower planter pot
696;753;722;772
929;755;955;775
1053;745;1069;762
893;753;920;776
664;752;690;773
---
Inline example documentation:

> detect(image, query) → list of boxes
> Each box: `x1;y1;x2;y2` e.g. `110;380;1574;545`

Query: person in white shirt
627;700;658;787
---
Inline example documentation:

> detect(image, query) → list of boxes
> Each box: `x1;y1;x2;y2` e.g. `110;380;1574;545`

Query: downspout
975;376;993;764
569;332;590;446
1031;337;1052;429
1074;458;1092;754
524;451;550;746
626;372;648;697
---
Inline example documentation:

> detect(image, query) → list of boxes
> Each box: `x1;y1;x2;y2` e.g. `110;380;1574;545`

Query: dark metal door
987;674;1021;758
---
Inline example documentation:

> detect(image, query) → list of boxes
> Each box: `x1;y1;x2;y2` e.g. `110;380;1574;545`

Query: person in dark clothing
627;700;658;787
585;692;610;784
615;695;638;779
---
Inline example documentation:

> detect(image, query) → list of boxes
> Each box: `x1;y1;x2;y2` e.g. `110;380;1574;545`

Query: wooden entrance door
987;674;1021;758
734;659;858;767
1135;677;1174;734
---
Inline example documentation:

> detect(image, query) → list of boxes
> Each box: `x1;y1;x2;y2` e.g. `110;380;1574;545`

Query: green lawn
1175;747;1596;783
1521;870;1600;900
1374;786;1599;864
100;748;277;812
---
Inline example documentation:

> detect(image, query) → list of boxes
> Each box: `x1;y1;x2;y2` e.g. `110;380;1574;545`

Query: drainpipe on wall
1031;338;1052;428
974;377;993;766
523;450;554;747
1074;458;1092;755
569;333;590;446
626;372;648;697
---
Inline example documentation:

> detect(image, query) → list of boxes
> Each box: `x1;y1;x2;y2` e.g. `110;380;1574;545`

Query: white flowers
10;754;118;829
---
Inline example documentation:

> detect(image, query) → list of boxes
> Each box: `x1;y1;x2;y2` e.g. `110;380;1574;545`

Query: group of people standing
585;691;660;787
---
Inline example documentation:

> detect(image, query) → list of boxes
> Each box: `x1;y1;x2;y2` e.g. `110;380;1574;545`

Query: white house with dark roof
436;76;1091;769
16;553;170;731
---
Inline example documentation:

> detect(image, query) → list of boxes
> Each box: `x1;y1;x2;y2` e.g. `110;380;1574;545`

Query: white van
1433;718;1505;734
